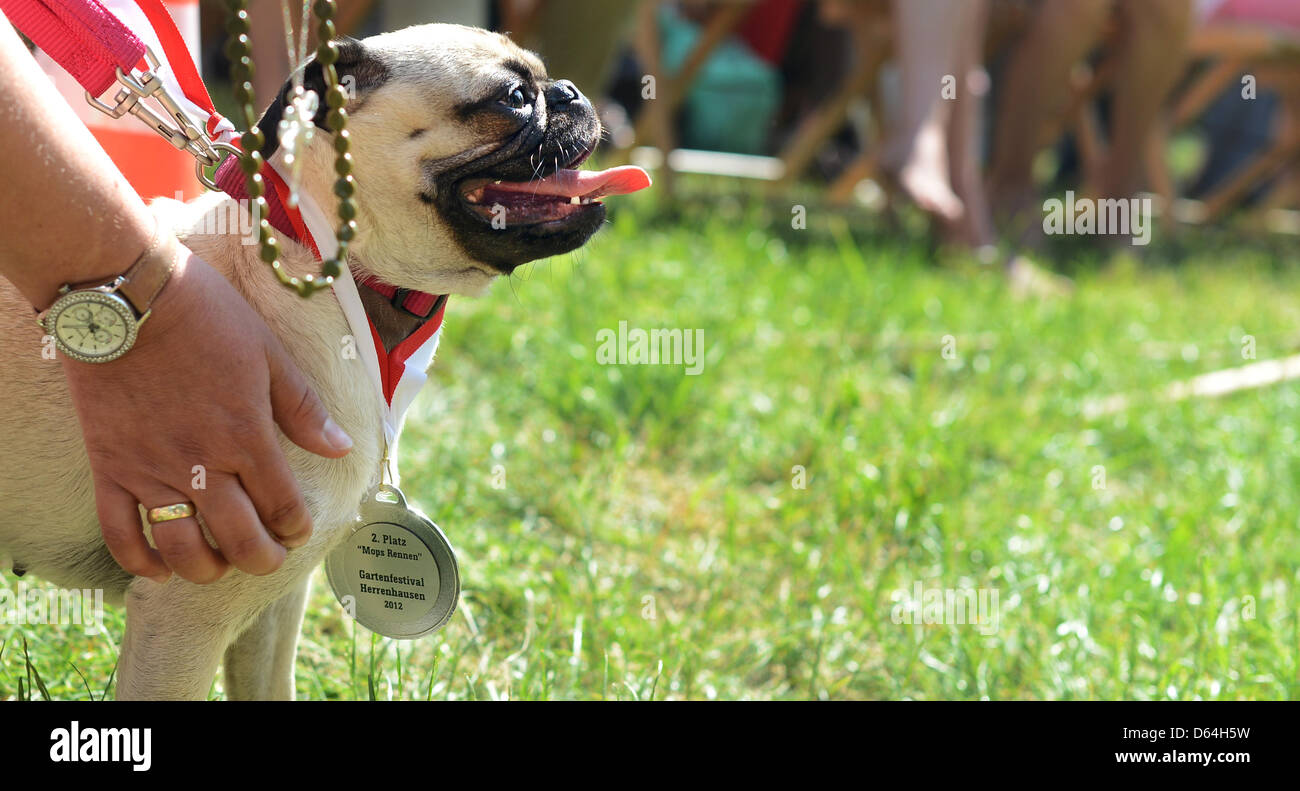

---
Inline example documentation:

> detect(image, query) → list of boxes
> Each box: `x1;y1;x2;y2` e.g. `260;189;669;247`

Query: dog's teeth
493;180;502;185
570;196;581;205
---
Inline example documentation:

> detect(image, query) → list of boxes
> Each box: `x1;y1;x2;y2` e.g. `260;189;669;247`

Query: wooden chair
772;0;892;199
1149;22;1300;223
629;0;756;194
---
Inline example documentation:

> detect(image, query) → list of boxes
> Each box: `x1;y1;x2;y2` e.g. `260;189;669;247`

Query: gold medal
326;483;459;639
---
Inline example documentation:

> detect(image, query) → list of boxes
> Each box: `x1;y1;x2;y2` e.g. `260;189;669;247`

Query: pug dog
0;24;649;700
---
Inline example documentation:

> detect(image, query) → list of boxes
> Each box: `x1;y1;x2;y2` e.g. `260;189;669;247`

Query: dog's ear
254;36;390;160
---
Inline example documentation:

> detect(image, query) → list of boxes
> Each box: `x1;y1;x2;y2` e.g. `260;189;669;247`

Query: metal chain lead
222;0;358;297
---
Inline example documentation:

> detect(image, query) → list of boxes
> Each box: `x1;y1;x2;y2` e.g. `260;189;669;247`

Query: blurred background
9;0;1300;700
194;0;1300;260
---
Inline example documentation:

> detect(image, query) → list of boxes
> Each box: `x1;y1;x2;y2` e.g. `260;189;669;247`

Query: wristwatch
36;229;178;364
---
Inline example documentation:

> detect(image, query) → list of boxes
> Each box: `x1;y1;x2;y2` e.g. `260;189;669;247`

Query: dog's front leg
223;576;311;701
116;578;233;700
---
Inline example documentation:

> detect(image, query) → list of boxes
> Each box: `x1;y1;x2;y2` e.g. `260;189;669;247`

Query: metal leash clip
83;45;236;188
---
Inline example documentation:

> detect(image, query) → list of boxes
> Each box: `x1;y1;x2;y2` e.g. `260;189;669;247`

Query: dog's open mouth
459;159;651;225
441;131;653;270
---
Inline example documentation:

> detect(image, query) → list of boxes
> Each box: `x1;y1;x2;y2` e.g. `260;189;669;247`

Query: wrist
23;213;158;313
38;226;183;364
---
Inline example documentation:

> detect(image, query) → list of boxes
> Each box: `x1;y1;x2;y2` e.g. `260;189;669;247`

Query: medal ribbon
265;159;447;486
113;0;238;142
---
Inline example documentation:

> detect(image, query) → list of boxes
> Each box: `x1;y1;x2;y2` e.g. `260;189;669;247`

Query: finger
93;475;170;583
193;473;287;576
140;489;230;584
238;441;313;548
264;340;352;459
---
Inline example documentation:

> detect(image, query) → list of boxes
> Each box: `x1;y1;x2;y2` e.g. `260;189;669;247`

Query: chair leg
827;150;880;204
1147;119;1177;234
1202;136;1300;221
775;49;886;188
631;0;676;195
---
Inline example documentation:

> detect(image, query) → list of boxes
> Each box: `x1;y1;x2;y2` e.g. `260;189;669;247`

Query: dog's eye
502;87;528;109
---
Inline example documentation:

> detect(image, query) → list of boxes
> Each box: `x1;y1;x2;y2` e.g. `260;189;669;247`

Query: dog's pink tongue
495;166;652;199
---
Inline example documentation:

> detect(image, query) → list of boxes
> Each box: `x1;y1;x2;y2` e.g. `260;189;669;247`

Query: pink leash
3;0;239;185
1;0;144;96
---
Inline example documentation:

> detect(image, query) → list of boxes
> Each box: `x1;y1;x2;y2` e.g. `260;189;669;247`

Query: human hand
61;245;353;584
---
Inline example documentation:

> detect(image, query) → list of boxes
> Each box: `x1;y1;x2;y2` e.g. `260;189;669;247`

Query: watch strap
116;228;178;316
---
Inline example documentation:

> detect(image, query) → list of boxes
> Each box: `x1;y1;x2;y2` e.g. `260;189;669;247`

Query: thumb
265;341;353;458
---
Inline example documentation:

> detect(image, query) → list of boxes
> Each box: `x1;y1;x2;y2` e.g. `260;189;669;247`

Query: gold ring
147;502;195;524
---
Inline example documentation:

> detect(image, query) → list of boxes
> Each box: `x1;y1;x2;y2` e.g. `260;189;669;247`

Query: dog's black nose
547;79;587;107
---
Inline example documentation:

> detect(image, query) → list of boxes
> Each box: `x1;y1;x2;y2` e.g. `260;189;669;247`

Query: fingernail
149;573;170;585
323;417;353;451
279;530;310;549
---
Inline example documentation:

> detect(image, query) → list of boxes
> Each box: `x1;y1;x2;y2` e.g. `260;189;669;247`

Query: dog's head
256;24;649;296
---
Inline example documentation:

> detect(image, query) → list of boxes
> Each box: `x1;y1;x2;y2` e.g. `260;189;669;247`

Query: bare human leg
1091;0;1192;199
987;0;1112;226
883;0;971;223
942;0;995;249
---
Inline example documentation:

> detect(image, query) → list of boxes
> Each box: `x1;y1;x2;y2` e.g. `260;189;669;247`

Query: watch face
46;291;138;363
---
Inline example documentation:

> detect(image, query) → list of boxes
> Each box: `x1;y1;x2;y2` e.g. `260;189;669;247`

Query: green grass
5;180;1300;700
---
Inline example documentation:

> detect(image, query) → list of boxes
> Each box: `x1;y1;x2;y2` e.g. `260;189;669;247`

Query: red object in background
736;0;805;65
1208;0;1300;31
35;0;204;202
